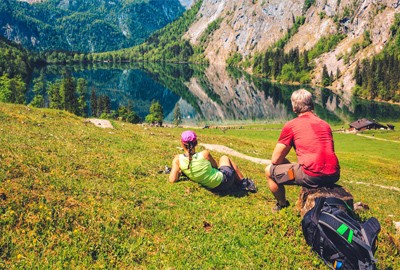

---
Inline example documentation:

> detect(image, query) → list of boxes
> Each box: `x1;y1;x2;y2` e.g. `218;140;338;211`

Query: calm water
30;63;400;125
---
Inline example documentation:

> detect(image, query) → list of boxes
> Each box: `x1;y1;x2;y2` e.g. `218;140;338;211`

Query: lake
30;62;400;126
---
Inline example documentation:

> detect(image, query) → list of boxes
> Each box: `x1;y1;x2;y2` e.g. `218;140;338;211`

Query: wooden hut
349;118;388;131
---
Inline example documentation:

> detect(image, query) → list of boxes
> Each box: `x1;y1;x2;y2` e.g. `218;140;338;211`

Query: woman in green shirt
169;130;256;192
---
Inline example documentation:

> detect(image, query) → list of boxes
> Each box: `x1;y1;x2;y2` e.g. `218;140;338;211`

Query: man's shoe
272;201;290;212
241;178;257;193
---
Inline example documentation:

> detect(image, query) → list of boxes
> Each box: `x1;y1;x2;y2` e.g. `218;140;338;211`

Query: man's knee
265;164;272;178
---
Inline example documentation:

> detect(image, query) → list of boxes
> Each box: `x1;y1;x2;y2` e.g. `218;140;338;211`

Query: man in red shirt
265;89;340;212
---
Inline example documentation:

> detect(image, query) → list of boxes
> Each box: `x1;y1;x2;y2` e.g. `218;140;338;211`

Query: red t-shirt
278;112;340;177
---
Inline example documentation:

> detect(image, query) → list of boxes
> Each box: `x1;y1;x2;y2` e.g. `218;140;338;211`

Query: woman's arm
169;155;181;183
202;150;219;169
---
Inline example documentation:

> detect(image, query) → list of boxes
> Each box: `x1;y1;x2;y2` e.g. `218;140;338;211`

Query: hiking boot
163;165;171;174
241;178;257;193
272;200;290;212
157;165;171;174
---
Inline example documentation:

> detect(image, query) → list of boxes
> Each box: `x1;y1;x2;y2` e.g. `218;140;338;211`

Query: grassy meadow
1;102;399;269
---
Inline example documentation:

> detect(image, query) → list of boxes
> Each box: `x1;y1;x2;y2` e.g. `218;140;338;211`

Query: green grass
1;103;399;269
359;128;400;141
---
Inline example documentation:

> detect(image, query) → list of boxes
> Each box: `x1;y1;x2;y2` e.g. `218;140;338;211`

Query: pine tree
322;65;331;86
76;78;88;117
0;73;12;103
354;61;362;85
48;80;63;109
302;51;309;71
0;74;26;104
90;88;98;117
145;100;164;126
173;103;182;126
61;71;77;114
30;71;46;108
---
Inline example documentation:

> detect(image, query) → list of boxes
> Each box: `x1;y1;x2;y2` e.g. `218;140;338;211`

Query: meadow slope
1;103;399;269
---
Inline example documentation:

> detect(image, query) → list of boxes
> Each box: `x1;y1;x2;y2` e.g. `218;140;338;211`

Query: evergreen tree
76;78;88;117
145;100;164;126
48;80;63;109
61;71;77;114
263;50;271;75
0;73;12;103
0;74;26;104
125;111;140;123
118;105;128;121
302;51;309;71
90;88;98;117
322;65;331;86
354;61;362;85
30;71;46;108
173;103;182;126
97;95;111;116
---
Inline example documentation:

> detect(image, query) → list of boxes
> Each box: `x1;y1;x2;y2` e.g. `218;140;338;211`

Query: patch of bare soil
200;143;271;165
86;119;113;129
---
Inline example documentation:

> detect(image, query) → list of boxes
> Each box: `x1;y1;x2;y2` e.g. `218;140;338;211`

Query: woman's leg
219;155;243;183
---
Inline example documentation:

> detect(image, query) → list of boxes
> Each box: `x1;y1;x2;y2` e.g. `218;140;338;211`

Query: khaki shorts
269;163;339;188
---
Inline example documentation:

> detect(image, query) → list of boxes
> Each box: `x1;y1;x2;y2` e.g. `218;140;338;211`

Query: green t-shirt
179;152;223;189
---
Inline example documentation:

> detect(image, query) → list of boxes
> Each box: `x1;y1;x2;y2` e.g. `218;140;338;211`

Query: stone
395;221;400;234
296;184;354;217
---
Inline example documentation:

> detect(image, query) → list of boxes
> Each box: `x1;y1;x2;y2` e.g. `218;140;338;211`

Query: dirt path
200;143;271;165
342;180;400;192
356;133;400;143
87;119;113;129
200;143;400;193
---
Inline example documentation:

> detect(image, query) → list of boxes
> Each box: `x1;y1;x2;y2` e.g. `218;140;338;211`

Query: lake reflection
35;63;400;125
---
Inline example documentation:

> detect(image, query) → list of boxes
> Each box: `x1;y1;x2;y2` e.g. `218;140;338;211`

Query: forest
0;0;185;52
352;14;400;102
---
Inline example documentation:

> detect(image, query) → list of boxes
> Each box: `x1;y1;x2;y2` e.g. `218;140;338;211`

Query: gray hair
291;89;314;114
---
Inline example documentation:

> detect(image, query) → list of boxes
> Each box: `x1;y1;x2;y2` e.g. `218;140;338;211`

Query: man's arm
271;143;292;165
169;155;181;183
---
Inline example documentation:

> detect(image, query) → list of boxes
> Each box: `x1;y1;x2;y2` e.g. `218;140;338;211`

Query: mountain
0;0;186;52
183;0;400;98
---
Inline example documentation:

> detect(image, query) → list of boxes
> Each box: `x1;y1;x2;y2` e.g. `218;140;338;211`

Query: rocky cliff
185;0;400;96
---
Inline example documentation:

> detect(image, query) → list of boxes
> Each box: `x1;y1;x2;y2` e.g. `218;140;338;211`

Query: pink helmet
181;130;197;143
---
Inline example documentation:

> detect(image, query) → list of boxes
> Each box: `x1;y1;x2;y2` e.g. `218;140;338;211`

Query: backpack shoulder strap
319;212;376;260
325;197;353;212
319;212;355;243
311;196;326;222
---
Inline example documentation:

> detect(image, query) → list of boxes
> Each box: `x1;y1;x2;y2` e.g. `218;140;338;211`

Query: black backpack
301;197;381;270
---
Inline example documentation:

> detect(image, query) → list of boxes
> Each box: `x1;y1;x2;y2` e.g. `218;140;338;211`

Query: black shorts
212;166;236;191
269;163;339;188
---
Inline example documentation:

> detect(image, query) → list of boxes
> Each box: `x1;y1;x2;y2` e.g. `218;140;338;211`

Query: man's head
291;89;314;114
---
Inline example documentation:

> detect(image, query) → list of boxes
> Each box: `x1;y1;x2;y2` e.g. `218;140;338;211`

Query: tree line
251;33;345;86
352;14;400;102
28;71;169;125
